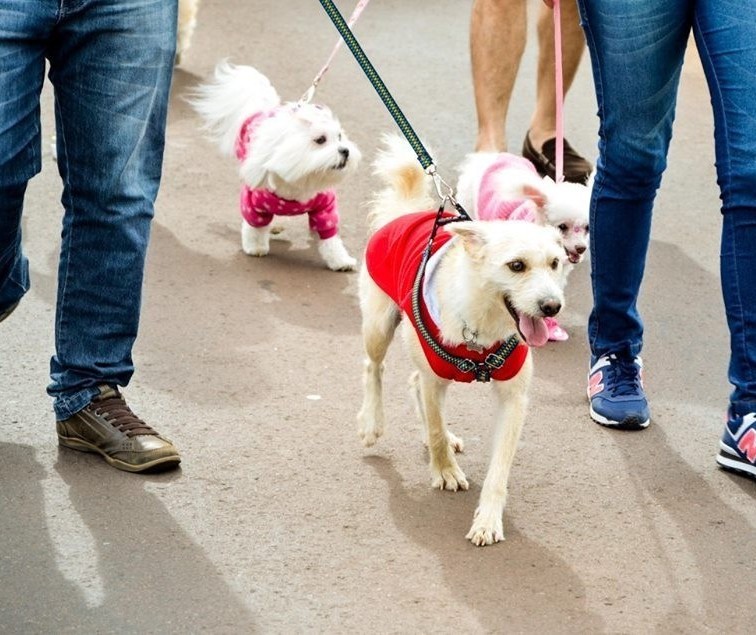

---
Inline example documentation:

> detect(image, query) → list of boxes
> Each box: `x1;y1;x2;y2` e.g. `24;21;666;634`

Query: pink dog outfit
365;211;529;383
477;153;568;342
235;111;340;240
477;153;540;222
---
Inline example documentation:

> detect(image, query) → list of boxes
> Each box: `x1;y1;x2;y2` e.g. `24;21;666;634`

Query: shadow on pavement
365;455;605;632
609;425;754;632
0;442;256;633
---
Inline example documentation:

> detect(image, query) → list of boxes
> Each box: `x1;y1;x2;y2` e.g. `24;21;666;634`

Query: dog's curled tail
188;61;281;157
367;133;436;233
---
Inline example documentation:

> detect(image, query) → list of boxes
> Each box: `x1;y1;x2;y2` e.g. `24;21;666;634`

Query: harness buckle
485;352;506;369
456;359;477;374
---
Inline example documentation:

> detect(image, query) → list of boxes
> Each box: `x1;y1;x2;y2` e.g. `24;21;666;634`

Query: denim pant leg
694;3;756;414
576;0;692;359
0;4;54;313
45;0;177;419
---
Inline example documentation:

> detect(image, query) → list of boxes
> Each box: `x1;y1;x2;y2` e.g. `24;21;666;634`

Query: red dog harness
365;211;528;383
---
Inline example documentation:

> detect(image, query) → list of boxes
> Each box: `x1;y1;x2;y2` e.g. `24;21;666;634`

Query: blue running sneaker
588;354;650;429
716;412;756;479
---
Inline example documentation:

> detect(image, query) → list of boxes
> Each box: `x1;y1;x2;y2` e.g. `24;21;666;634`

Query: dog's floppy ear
446;222;489;260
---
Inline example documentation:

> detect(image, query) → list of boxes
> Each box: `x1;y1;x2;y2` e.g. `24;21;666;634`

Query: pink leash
301;0;371;103
553;0;564;183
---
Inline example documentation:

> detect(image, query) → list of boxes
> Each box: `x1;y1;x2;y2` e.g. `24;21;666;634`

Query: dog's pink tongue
518;314;549;347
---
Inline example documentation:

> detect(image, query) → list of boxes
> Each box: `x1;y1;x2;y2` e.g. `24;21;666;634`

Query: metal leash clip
426;164;458;207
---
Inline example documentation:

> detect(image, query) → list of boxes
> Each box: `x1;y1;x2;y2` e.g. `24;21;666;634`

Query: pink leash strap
301;0;371;103
553;0;564;183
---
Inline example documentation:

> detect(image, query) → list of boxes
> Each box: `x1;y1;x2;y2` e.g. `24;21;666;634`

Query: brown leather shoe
57;385;181;473
522;132;593;184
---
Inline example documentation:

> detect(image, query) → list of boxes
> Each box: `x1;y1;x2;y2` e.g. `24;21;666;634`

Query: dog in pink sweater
191;62;361;271
457;152;592;341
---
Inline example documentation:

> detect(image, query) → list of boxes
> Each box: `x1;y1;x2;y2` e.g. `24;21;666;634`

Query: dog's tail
367;133;436;233
188;61;281;157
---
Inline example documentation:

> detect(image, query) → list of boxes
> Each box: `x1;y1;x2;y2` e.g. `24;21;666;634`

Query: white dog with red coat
358;136;567;545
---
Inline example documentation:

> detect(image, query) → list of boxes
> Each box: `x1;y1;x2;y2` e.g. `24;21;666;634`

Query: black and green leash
317;0;522;380
317;0;435;172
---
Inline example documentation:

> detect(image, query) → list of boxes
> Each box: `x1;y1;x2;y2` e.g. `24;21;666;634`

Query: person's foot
716;411;756;480
588;354;650;429
522;132;593;184
0;301;20;324
57;385;181;473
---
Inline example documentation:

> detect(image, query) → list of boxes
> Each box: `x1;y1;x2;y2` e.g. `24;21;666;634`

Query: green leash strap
316;2;521;379
317;0;434;172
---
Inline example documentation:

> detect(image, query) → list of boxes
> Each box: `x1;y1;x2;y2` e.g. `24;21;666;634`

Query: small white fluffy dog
457;152;591;264
457;152;591;340
176;0;200;65
191;62;361;270
359;136;566;546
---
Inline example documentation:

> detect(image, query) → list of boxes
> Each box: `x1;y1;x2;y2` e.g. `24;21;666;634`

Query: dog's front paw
241;222;270;256
318;236;356;271
357;411;384;447
466;510;505;546
330;255;357;272
430;462;469;492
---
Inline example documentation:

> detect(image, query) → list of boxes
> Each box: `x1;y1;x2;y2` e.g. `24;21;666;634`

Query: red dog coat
364;211;528;382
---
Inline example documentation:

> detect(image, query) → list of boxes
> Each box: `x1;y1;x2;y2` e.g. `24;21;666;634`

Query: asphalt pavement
1;0;754;632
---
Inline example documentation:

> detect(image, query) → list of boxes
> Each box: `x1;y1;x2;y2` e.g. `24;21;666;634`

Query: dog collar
409;212;521;383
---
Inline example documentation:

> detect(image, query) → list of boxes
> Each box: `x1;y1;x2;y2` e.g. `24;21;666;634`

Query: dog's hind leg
414;369;468;492
409;371;465;453
466;358;532;546
357;272;400;447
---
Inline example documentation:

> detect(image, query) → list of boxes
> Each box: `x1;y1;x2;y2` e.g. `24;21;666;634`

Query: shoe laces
608;357;643;397
89;392;157;437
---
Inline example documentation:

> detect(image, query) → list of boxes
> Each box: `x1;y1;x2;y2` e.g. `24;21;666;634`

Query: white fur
358;137;566;546
176;0;200;65
457;152;592;267
190;62;361;271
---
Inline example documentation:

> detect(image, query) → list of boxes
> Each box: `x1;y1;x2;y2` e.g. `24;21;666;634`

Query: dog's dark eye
551;258;560;270
508;260;526;273
558;223;569;233
314;135;327;145
584;224;590;232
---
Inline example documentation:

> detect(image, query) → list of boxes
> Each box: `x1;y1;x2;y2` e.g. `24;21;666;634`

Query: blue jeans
0;0;177;419
576;0;756;415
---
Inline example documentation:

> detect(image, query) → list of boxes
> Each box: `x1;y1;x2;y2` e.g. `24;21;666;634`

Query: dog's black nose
576;246;586;254
339;147;350;159
539;298;562;317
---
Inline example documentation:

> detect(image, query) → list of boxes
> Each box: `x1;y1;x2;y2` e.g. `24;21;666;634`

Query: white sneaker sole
590;405;650;429
716;442;756;479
